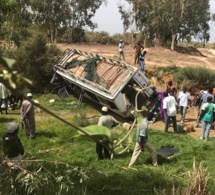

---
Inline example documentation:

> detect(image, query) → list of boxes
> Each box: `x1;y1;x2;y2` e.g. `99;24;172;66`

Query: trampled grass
0;94;215;194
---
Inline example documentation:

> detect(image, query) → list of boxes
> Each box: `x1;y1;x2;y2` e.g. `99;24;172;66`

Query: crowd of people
149;80;215;142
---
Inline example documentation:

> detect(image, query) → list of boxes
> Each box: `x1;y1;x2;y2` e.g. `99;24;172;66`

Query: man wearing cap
118;40;125;61
96;106;119;160
3;122;24;163
20;93;36;139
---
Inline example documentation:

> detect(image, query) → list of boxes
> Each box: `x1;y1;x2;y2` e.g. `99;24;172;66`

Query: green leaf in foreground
78;125;111;141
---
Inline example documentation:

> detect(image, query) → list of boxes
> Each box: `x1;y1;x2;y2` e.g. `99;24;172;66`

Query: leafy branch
1;159;90;195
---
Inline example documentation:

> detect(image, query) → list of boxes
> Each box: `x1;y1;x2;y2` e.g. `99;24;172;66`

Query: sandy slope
56;43;215;69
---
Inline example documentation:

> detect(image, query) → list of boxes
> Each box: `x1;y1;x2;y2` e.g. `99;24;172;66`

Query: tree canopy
0;0;107;45
119;0;211;50
0;0;213;50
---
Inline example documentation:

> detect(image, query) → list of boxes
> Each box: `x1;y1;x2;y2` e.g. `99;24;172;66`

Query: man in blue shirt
139;50;147;72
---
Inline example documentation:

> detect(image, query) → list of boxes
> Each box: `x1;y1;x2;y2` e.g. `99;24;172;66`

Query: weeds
185;160;210;195
154;160;210;195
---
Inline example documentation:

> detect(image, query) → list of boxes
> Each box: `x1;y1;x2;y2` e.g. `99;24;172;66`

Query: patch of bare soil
56;43;215;140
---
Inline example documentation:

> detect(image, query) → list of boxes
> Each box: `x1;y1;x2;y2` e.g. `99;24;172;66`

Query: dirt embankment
56;43;215;139
56;43;215;70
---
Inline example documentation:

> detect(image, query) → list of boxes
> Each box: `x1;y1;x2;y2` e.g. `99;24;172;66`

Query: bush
85;31;112;44
85;31;142;45
145;65;215;94
3;33;61;93
145;65;181;84
175;66;215;92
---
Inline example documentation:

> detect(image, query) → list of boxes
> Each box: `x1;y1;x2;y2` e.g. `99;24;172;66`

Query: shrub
145;65;215;94
85;31;141;45
85;31;112;44
3;33;61;93
175;66;215;92
145;65;181;84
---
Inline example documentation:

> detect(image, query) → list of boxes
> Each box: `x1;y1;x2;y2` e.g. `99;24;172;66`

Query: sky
92;0;215;43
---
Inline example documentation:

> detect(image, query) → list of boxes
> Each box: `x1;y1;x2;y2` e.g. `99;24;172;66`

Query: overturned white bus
51;48;158;118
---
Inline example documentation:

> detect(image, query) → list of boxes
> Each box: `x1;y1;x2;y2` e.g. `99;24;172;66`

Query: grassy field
0;93;215;195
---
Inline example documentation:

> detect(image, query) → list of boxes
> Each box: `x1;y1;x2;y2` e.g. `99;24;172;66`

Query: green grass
0;94;215;194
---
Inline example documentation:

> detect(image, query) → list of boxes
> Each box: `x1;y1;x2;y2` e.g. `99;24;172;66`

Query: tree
121;0;210;50
1;0;107;45
4;30;60;93
0;0;17;44
194;23;210;47
212;13;215;22
29;0;69;43
0;0;32;48
65;0;107;43
0;0;17;21
29;0;107;43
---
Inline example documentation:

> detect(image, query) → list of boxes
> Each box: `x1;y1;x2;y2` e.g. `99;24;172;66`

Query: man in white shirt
178;87;191;124
163;91;178;133
118;40;125;60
